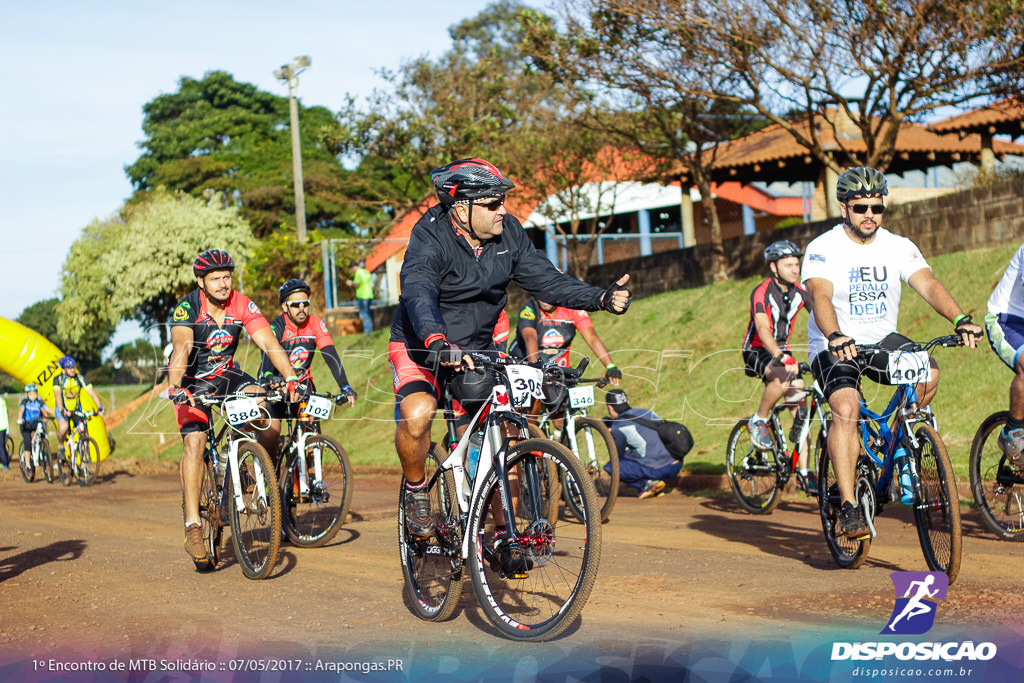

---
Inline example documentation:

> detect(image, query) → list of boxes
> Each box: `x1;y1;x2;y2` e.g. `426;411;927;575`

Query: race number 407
888;351;932;385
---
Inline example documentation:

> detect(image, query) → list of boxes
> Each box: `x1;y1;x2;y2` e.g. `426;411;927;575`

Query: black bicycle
969;410;1024;541
276;390;353;547
726;363;827;514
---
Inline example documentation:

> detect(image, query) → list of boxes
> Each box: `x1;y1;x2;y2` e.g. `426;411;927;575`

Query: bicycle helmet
278;278;311;303
764;240;802;263
836;166;888;200
431;158;515;205
192;249;235;277
25;384;37;392
58;355;76;369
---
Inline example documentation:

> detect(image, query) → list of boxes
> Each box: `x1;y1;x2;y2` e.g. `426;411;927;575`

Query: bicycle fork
224;437;270;515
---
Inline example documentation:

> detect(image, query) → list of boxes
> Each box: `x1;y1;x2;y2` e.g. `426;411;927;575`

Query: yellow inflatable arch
0;317;111;460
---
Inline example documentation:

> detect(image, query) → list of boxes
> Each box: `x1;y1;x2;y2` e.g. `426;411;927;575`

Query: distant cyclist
803;167;982;540
17;383;54;462
742;240;813;488
53;356;104;448
390;157;631;565
985;241;1024;467
167;249;299;568
258;278;357;457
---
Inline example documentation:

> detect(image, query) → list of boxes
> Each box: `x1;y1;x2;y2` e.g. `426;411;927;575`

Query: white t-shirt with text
801;224;930;358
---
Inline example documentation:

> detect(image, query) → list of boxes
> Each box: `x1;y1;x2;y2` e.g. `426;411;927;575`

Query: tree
16;298;113;371
560;0;1024;212
519;6;766;282
126;70;360;237
57;189;254;347
327;1;628;274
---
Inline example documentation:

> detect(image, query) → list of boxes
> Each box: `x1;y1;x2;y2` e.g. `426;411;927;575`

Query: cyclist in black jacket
391;158;632;537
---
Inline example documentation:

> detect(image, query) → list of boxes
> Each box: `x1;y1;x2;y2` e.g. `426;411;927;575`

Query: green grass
6;242;1013;482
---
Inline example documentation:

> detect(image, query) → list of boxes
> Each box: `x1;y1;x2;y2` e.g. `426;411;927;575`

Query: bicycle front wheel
19;440;34;483
58;449;73;486
817;427;871;569
561;417;618;523
77;438;99;487
726;419;781;514
398;442;463;622
227;442;281;580
468;438;601;642
969;411;1024;541
197;455;222;570
40;439;54;484
281;435;353;548
912;424;962;583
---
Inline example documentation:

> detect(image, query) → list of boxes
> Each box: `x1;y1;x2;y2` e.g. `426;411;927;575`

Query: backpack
632;416;693;462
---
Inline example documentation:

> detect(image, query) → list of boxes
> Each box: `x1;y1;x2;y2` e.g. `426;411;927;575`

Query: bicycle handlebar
855;334;963;356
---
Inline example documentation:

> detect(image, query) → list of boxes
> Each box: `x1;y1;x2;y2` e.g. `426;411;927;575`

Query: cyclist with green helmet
802;166;982;539
742;240;814;490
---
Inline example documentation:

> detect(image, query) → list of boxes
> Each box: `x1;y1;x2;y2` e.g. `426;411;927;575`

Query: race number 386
888;351;932;385
224;397;261;425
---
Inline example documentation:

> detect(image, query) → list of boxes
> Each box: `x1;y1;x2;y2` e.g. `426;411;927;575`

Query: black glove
168;385;193;406
427;339;463;367
827;331;855;357
953;314;982;339
600;278;632;315
336;385;357;404
604;365;622;381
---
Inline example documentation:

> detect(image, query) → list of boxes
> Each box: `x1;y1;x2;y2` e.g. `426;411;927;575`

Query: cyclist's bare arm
251;327;295;379
521;327;540;362
85;385;104;410
805;277;856;360
751;311;784;359
907;269;982;348
168;326;195;405
577;326;619;385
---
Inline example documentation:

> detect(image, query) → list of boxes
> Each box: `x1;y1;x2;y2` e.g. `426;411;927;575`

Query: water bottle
789;407;807;444
466;430;484;478
894;447;914;504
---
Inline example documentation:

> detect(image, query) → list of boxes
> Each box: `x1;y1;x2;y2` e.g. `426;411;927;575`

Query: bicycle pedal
192;556;215;572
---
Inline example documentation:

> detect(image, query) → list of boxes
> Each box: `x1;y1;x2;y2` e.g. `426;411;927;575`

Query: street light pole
274;56;311;243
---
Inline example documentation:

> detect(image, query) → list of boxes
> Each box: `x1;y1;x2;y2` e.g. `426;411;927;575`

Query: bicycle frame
280;392;341;498
770;379;829;471
432;359;541;562
198;395;274;518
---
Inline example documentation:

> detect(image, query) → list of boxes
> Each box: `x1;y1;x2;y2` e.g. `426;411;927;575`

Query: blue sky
0;0;499;349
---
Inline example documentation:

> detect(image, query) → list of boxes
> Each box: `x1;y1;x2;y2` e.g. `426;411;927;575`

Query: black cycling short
810;333;916;400
742;348;776;383
177;368;260;436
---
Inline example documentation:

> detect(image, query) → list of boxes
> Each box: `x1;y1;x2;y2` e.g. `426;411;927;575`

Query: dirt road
3;461;1024;681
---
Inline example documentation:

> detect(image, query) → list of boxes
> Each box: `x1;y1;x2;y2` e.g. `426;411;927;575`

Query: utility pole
274;56;311;243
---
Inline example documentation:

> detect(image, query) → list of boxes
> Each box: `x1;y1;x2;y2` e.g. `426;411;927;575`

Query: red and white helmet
431;158;515;205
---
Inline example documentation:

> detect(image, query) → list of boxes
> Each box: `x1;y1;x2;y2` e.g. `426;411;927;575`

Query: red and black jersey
742;278;807;351
169;289;270;381
510;298;594;367
258;313;333;380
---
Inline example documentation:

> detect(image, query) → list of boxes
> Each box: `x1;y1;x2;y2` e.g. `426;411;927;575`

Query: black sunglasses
473;196;505;211
286;300;311;309
848;203;885;215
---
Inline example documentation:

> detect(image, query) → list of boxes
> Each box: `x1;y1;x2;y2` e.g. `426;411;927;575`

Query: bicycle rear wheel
969;411;1024;541
726;419;781;514
398;442;463;622
912;424;962;583
561;417;618;523
39;439;54;484
281;435;353;547
77;437;99;487
19;440;34;483
197;455;222;570
817;427;871;569
227;442;281;580
468;438;601;642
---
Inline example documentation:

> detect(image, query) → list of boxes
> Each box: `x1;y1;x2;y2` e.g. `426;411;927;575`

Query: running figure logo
881;571;948;635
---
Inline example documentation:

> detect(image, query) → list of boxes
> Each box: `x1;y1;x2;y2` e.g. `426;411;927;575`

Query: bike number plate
887;350;932;385
505;365;544;406
568;385;595;408
223;397;261;425
300;395;333;420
